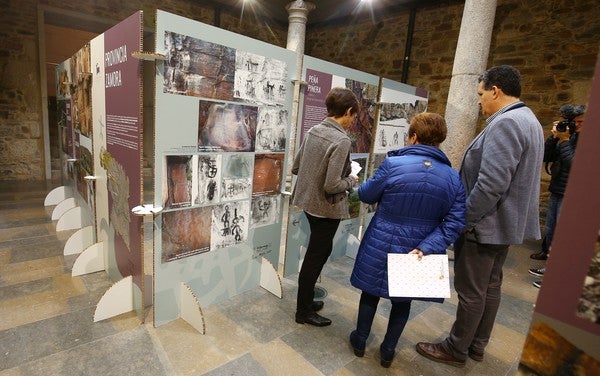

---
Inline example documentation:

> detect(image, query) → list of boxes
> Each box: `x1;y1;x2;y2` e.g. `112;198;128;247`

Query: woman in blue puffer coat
349;112;466;368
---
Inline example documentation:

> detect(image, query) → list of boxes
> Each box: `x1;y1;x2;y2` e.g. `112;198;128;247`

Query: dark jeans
295;212;340;317
541;193;563;254
353;291;411;353
443;234;508;360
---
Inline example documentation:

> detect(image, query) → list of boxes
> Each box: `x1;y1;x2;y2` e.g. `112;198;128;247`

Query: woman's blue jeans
542;193;563;253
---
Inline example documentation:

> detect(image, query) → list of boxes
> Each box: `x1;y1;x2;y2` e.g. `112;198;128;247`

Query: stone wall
0;0;599;180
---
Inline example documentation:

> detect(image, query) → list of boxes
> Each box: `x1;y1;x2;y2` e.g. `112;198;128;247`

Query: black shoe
528;267;545;277
530;251;548;260
295;312;332;327
380;344;395;368
533;280;542;288
311;300;324;312
349;331;365;357
468;347;484;362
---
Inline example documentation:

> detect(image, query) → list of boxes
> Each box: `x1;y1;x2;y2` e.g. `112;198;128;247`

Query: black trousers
295;212;340;317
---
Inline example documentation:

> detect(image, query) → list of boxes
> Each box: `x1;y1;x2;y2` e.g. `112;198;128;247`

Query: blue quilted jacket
350;145;466;300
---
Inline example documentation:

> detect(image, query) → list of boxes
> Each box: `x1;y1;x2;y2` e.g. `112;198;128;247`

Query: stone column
442;0;497;168
285;0;315;176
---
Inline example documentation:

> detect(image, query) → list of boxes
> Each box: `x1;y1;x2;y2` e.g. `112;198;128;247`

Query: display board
361;78;428;234
153;10;297;326
90;11;145;318
283;55;379;277
519;54;600;374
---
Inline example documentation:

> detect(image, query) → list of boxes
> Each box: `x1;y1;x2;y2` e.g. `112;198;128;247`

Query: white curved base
94;276;133;322
52;197;76;220
64;226;95;256
180;282;206;334
44;186;73;206
72;242;105;276
56;206;92;232
260;257;282;298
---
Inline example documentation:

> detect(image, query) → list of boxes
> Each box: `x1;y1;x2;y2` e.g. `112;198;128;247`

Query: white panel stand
44;186;73;206
260;256;282;298
180;282;206;334
345;234;361;259
94;276;134;322
72;242;106;276
56;206;92;232
64;225;95;255
51;197;76;220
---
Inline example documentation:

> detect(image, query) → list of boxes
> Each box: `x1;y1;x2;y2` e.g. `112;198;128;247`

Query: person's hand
408;248;424;260
551;121;570;141
349;174;359;185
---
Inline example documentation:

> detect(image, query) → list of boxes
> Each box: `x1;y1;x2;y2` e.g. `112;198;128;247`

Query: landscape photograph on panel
234;50;287;106
252;153;284;196
251;195;280;228
374;98;428;154
255;107;288;152
211;200;251;250
194;154;222;207
161;206;212;262
221;153;253;202
198;100;258;152
346;79;378;153
163;31;235;100
163;155;193;210
576;232;600;325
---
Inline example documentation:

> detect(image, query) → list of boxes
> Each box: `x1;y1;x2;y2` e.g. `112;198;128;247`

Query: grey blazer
291;117;354;219
460;102;544;245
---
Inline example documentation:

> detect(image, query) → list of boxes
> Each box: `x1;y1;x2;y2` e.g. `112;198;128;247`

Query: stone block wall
0;0;598;181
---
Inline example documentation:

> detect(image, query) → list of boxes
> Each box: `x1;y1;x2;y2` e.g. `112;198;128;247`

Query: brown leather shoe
416;342;466;368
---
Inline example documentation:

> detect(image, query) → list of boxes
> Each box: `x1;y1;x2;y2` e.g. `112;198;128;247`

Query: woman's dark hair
478;65;522;98
408;112;447;146
325;87;359;117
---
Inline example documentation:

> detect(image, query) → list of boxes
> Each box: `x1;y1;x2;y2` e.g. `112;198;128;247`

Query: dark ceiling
204;0;463;26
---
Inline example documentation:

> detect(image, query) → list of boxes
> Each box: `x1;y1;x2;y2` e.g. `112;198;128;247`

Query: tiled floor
0;180;542;375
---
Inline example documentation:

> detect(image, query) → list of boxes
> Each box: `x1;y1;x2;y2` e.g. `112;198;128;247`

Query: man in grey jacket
416;65;544;366
291;87;359;327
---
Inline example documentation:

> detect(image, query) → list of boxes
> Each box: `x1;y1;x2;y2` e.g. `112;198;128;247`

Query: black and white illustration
255;107;288;152
211;200;250;250
221;153;253;202
194;154;222;206
374;98;427;154
234;51;288;106
251;195;280;228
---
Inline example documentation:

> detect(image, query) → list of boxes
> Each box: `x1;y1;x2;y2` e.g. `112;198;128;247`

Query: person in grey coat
291;87;359;327
416;65;544;367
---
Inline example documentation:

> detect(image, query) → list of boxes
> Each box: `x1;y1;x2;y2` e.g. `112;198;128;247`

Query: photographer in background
529;104;586;288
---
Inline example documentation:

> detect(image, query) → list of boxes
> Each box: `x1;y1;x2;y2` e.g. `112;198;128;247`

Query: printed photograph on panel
221;154;253;202
70;43;92;137
255;107;288;152
163;31;235;100
198;100;258;152
346;79;378;153
234;51;288;105
194;154;222;206
375;99;427;154
576;232;600;325
100;148;131;249
253;153;284;195
162;206;212;262
211;200;250;250
251;195;280;228
163;155;193;210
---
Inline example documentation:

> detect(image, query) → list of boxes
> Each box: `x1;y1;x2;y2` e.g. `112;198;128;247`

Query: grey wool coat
460;101;544;245
291;117;355;219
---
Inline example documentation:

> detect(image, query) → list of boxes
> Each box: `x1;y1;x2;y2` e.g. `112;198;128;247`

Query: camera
555;104;585;134
555;119;575;133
